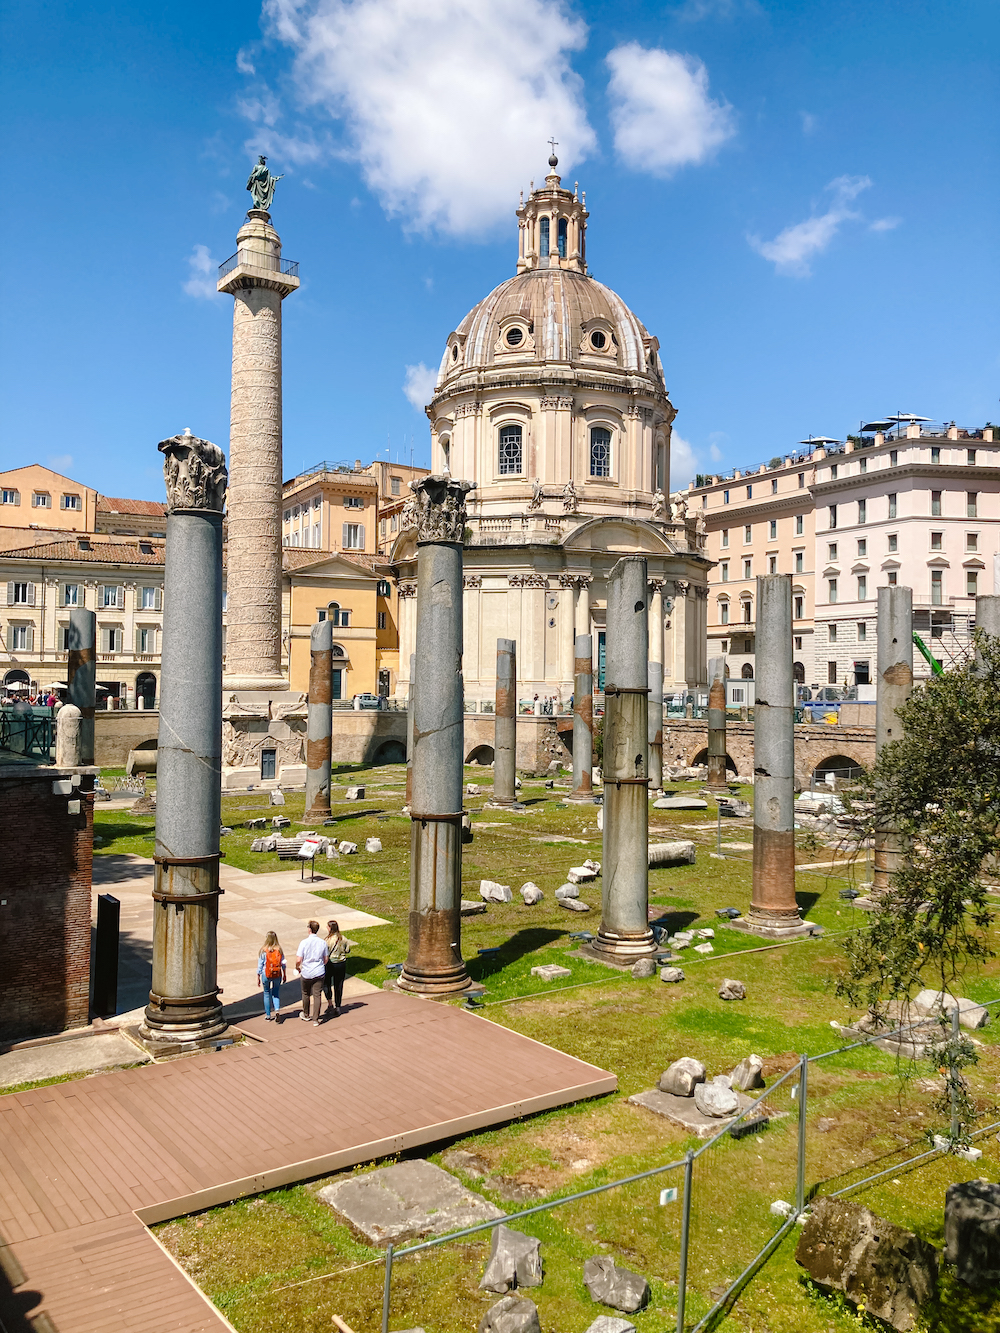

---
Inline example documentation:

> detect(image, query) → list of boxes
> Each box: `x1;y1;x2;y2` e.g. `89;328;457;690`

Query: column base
390;973;486;1001
222;672;291;692
729;913;819;940
303;805;332;823
586;928;659;964
485;798;526;812
136;998;229;1052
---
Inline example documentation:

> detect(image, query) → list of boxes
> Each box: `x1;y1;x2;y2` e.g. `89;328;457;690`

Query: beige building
367;460;431;554
0;465;99;535
281;461;377;552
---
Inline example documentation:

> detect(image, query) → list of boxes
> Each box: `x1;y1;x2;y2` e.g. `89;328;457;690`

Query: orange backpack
264;948;283;979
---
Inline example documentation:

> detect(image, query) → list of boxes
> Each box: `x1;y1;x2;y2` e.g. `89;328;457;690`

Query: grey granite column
567;633;594;802
647;580;664;792
593;557;656;962
399;476;480;997
139;434;228;1046
872;586;913;896
706;655;728;791
738;575;809;937
975;595;1000;659
492;639;517;805
304;619;333;821
405;652;415;807
66;608;96;766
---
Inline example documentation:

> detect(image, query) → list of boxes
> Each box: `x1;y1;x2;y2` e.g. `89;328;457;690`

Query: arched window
741;663;754;679
539;217;550;256
590;426;611;478
498;423;523;475
793;661;805;684
332;643;346;658
557;217;567;258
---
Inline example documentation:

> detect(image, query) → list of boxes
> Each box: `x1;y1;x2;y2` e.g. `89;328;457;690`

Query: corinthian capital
411;474;476;543
159;432;227;513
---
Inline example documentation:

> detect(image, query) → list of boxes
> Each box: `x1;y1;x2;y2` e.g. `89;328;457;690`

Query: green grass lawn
92;764;1000;1332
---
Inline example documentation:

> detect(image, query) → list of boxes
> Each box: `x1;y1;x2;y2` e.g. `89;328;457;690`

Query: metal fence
217;249;299;279
366;995;1000;1333
0;709;54;760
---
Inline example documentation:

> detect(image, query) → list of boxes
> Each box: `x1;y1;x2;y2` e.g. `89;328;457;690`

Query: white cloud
748;175;872;277
670;0;761;19
669;433;700;487
403;362;437;411
47;454;74;474
606;44;735;177
799;110;817;135
870;216;901;232
237;87;282;127
262;0;596;236
236;47;257;75
183;244;218;299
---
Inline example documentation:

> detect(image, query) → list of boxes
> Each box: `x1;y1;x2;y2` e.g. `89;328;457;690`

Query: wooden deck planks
0;990;615;1332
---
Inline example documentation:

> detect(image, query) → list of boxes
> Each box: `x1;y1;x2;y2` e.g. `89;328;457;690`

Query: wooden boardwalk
0;991;616;1333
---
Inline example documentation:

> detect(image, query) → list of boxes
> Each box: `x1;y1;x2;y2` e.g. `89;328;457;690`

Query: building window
768;556;777;574
769;520;777;539
1;489;19;505
828;542;838;560
539;216;550;254
830;464;838;480
136;626;157;654
931;446;941;463
889;493;898;519
377;579;391;596
9;581;33;606
344;495;363;509
931;570;943;605
795;551;804;573
283;509;291;522
860;457;867;474
391;476;401;496
377;611;387;629
498;423;523;475
794;595;804;619
890;449;898;467
858;499;866;524
857;575;867;601
312;523;321;545
795;636;803;650
11;623;33;650
391;514;398;531
139;586;161;610
888;571;898;585
32;492;51;508
828;623;837;642
931;491;941;517
101;626;123;653
589;426;612;478
720;601;729;624
967;532;978;551
723;490;729;504
930;531;943;551
101;585;124;609
771;478;778;494
720;562;729;582
968;491;978;518
828;661;838;684
968;449;977;465
795;514;804;535
721;529;729;548
828;578;838;603
63;584;78;607
743;558;752;578
857;539;867;557
829;505;837;530
967;571;979;597
343;523;365;549
888;533;898;553
855;660;870;686
702;494;707;507
61;494;81;511
744;525;752;543
746;485;752;500
858;622;867;642
742;600;752;624
222;590;228;612
557;216;568;257
721;640;729;654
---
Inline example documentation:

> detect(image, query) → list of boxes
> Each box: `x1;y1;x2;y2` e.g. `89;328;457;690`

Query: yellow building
0;466;99;535
281;462;378;553
365;460;431;554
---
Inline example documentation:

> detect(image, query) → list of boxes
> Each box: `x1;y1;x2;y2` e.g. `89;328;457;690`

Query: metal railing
217;249;299;280
0;710;54;759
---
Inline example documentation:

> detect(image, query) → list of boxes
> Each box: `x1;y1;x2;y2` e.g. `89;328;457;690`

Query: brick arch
690;746;738;774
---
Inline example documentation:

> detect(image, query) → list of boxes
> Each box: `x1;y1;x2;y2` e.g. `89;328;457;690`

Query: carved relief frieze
159;432;228;513
508;574;548;588
540;396;574;410
397;582;417;599
455;401;484;419
463;575;482;589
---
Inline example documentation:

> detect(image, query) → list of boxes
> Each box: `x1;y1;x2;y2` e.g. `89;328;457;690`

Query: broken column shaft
492;638;517;805
568;633;594;802
303;619;333;821
399;476;479;997
66;608;96;766
706;655;728;791
405;652;415;806
594;557;656;962
872;585;913;896
140;434;228;1045
740;574;808;937
647;582;664;792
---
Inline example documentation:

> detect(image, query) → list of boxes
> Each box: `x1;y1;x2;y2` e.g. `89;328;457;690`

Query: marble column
574;577;591;637
303;619;333;822
647;580;664;792
567;633;594;802
399;477;480;997
405;653;415;806
872;586;912;896
66;608;96;766
492;639;517;806
593;557;656;962
706;656;728;791
217;209;299;691
140;434;228;1046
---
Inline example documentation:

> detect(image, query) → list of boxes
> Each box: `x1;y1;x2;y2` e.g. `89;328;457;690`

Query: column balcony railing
218;250;299;280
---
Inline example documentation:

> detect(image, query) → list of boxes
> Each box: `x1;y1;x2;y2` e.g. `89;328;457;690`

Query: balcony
218;250;299;281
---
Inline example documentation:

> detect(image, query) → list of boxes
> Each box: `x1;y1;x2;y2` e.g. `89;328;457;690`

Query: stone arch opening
741;663;754;679
691;746;737;774
812;753;866;784
466;744;495;766
793;661;805;684
372;739;405;765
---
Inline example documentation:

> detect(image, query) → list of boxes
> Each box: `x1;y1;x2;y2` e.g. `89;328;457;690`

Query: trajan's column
217;157;303;784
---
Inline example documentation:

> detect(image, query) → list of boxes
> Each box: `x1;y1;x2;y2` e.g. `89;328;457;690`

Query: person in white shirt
295;920;329;1025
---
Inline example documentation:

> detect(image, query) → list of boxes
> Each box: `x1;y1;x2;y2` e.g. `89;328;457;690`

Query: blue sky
2;0;997;499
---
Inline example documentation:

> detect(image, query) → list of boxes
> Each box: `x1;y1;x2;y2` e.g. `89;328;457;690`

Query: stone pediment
561;516;677;555
289;553;382;581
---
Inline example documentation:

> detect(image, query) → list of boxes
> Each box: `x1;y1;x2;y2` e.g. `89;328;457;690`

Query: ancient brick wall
662;718;875;788
0;765;94;1040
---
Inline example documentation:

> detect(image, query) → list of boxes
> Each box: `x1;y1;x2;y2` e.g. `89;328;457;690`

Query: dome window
557;218;568;258
539;216;550;256
505;327;524;348
498;423;523;476
590;426;612;478
451;344;459;361
590;330;607;350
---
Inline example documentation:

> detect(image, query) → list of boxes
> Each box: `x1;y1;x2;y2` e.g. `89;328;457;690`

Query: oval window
452;344;459;360
506;327;524;347
591;330;607;350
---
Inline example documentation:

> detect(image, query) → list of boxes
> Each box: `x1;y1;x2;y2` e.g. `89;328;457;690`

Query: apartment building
365;460;431;554
281;461;378;553
689;418;997;689
0;465;99;536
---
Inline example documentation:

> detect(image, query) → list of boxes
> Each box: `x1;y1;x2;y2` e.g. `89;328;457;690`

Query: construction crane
913;632;944;676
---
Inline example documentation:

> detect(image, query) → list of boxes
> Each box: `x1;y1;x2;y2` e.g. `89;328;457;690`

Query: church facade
391;158;711;707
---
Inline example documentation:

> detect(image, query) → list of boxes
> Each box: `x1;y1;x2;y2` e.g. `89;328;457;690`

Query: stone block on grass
729;1054;765;1091
344;785;365;800
567;865;598;885
365;837;382;853
477;1296;541;1333
338;841;358;854
658;1057;705;1097
584;1319;636;1333
559;898;591;912
944;1179;1000;1288
694;1077;741;1119
583;1256;650;1314
520;882;544;905
631;959;657;979
648;841;696;867
479;1224;543;1293
719;978;746;1001
531;964;572;982
660;966;685;984
318;1159;503;1246
554;883;580;900
480;879;513;903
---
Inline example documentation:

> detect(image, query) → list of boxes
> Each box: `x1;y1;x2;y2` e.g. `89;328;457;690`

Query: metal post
593;557;656;962
92;893;120;1018
303;619;333;821
738;575;810;938
676;1151;693;1333
381;1242;394;1333
796;1054;808;1213
872;586;912;896
706;655;728;791
492;639;517;806
139;434;228;1047
405;653;415;806
717;803;722;855
568;633;594;802
67;608;96;766
398;477;480;997
950;1005;961;1141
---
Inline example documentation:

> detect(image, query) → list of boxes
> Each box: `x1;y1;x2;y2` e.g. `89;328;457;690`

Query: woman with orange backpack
257;931;287;1021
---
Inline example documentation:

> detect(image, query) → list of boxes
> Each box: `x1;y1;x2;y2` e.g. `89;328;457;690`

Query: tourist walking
323;919;351;1016
295;920;328;1025
256;931;286;1021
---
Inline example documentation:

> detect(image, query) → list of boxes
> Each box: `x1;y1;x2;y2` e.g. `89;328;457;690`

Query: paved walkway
0;990;616;1332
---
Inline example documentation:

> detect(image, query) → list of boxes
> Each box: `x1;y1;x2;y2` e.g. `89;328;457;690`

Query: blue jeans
262;975;282;1016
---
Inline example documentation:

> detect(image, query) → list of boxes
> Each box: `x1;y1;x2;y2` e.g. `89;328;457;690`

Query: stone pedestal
567;633;595;802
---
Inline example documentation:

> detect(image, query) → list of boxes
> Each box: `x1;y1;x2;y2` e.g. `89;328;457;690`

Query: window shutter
342;523;349;548
358;525;365;550
135;627;143;655
26;583;35;607
155;586;162;610
6;582;13;607
100;627;108;653
117;586;125;610
25;626;34;651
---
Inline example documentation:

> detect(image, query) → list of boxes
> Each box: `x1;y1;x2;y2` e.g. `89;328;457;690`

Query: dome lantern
516;151;588;276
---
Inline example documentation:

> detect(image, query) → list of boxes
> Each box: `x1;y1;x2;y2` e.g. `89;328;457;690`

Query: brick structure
662;717;875;789
0;764;95;1039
